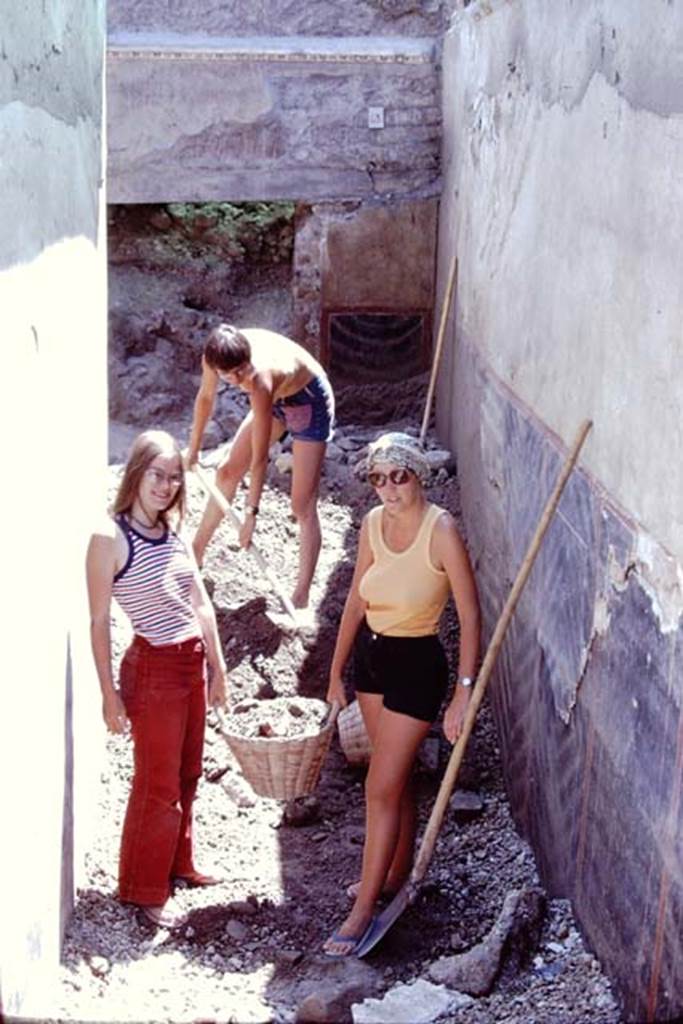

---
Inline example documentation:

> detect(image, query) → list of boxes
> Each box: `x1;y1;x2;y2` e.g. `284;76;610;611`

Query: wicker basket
217;698;337;800
337;699;372;766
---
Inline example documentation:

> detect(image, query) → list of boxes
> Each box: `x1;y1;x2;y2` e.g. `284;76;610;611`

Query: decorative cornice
107;33;435;66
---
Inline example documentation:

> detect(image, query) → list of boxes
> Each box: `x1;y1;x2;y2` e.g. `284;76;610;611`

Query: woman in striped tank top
86;430;227;930
324;432;481;957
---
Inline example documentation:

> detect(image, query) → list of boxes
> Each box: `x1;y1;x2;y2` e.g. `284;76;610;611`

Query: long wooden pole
192;463;299;627
419;252;459;445
411;417;593;880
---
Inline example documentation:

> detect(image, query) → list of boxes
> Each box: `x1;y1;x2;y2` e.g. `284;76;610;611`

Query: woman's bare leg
192;414;283;565
355;694;419;892
290;439;326;608
324;699;430;954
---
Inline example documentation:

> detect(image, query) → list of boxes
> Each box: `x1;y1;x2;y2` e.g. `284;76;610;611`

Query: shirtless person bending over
187;324;335;610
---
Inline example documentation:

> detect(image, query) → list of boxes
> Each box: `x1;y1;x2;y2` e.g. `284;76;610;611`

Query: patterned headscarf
366;432;430;485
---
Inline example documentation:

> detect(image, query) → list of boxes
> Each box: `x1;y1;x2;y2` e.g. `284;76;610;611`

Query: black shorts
353;619;448;723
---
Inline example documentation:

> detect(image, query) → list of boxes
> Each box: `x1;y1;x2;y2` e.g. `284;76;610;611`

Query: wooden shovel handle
420;253;459;445
411;418;593;883
192;463;299;627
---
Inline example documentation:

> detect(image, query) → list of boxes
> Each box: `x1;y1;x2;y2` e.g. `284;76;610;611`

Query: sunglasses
367;468;413;488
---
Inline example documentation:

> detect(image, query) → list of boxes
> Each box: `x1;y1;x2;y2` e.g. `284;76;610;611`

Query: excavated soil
46;221;623;1023
50;406;621;1024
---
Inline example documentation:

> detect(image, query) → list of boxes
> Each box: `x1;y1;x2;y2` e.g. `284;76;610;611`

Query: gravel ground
42;384;624;1024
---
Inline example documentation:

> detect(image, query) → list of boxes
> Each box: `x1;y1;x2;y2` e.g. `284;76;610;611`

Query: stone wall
437;2;683;1020
0;2;107;1017
108;0;447;38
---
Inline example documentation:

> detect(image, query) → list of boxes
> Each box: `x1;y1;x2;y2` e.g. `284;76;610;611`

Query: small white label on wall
367;106;385;129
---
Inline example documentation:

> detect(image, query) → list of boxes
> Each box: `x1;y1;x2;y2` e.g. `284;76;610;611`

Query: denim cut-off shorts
353;619;448;724
272;373;335;443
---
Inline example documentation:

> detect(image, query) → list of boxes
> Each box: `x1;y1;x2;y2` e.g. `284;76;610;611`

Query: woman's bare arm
432;513;481;743
85;522;130;734
326;516;374;706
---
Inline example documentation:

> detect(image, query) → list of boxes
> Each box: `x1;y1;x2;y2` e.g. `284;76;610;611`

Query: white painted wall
438;0;683;567
0;3;107;1016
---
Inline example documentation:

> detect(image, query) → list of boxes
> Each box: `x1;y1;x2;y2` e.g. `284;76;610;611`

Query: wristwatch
458;676;473;688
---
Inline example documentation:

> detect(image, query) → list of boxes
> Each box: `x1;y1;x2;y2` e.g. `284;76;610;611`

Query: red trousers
118;634;207;906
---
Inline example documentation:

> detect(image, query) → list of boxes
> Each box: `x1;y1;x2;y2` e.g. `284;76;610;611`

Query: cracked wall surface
438;2;683;1020
106;36;442;203
108;0;448;38
0;2;107;1016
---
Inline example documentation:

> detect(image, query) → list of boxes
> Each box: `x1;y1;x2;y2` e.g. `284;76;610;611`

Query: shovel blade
355;882;415;958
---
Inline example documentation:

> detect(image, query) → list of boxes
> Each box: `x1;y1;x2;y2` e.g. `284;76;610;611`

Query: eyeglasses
367;468;413;488
145;467;183;489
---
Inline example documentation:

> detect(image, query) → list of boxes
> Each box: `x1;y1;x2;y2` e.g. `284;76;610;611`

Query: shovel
192;462;299;629
355;417;593;956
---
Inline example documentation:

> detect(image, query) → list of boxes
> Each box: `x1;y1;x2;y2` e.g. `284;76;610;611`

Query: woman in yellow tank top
324;432;481;957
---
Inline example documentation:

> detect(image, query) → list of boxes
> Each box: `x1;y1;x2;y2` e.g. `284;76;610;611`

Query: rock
296;994;336;1023
290;958;380;1024
202;418;225;449
228;900;258;917
284;795;321;827
276;948;304;966
225;919;250;942
89;955;110;977
424;448;454;473
352;456;368;479
351;978;473;1023
323;459;351;488
417;736;440;773
149;209;172;231
276;452;294;473
325;441;345;462
335;436;361;452
219;773;257;809
428;886;546;995
449;789;485;821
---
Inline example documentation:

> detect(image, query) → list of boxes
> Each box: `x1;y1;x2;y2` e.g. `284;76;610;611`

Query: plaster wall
106;36;441;203
0;3;107;1016
438;2;683;1019
439;0;683;565
292;198;438;357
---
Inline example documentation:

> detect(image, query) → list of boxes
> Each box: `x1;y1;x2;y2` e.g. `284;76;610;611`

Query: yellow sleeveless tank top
359;504;449;637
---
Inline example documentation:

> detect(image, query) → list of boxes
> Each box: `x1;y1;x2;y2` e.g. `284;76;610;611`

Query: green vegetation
165;201;295;263
108;201;296;269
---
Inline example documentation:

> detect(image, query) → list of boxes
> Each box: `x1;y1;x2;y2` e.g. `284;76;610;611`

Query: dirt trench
52;412;620;1023
49;217;622;1023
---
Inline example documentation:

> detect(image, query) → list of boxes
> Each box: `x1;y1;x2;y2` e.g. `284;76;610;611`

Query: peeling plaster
634;533;683;634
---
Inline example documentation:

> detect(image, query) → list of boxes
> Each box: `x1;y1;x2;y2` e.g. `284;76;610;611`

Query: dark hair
204;324;251;371
112;430;186;527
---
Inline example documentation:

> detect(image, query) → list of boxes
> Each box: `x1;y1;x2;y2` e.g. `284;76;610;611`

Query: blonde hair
113;430;186;527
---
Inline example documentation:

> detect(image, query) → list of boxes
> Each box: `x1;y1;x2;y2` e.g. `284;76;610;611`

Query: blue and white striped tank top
112;515;201;646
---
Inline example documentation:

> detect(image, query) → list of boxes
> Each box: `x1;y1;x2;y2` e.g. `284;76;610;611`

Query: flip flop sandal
322;916;377;959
